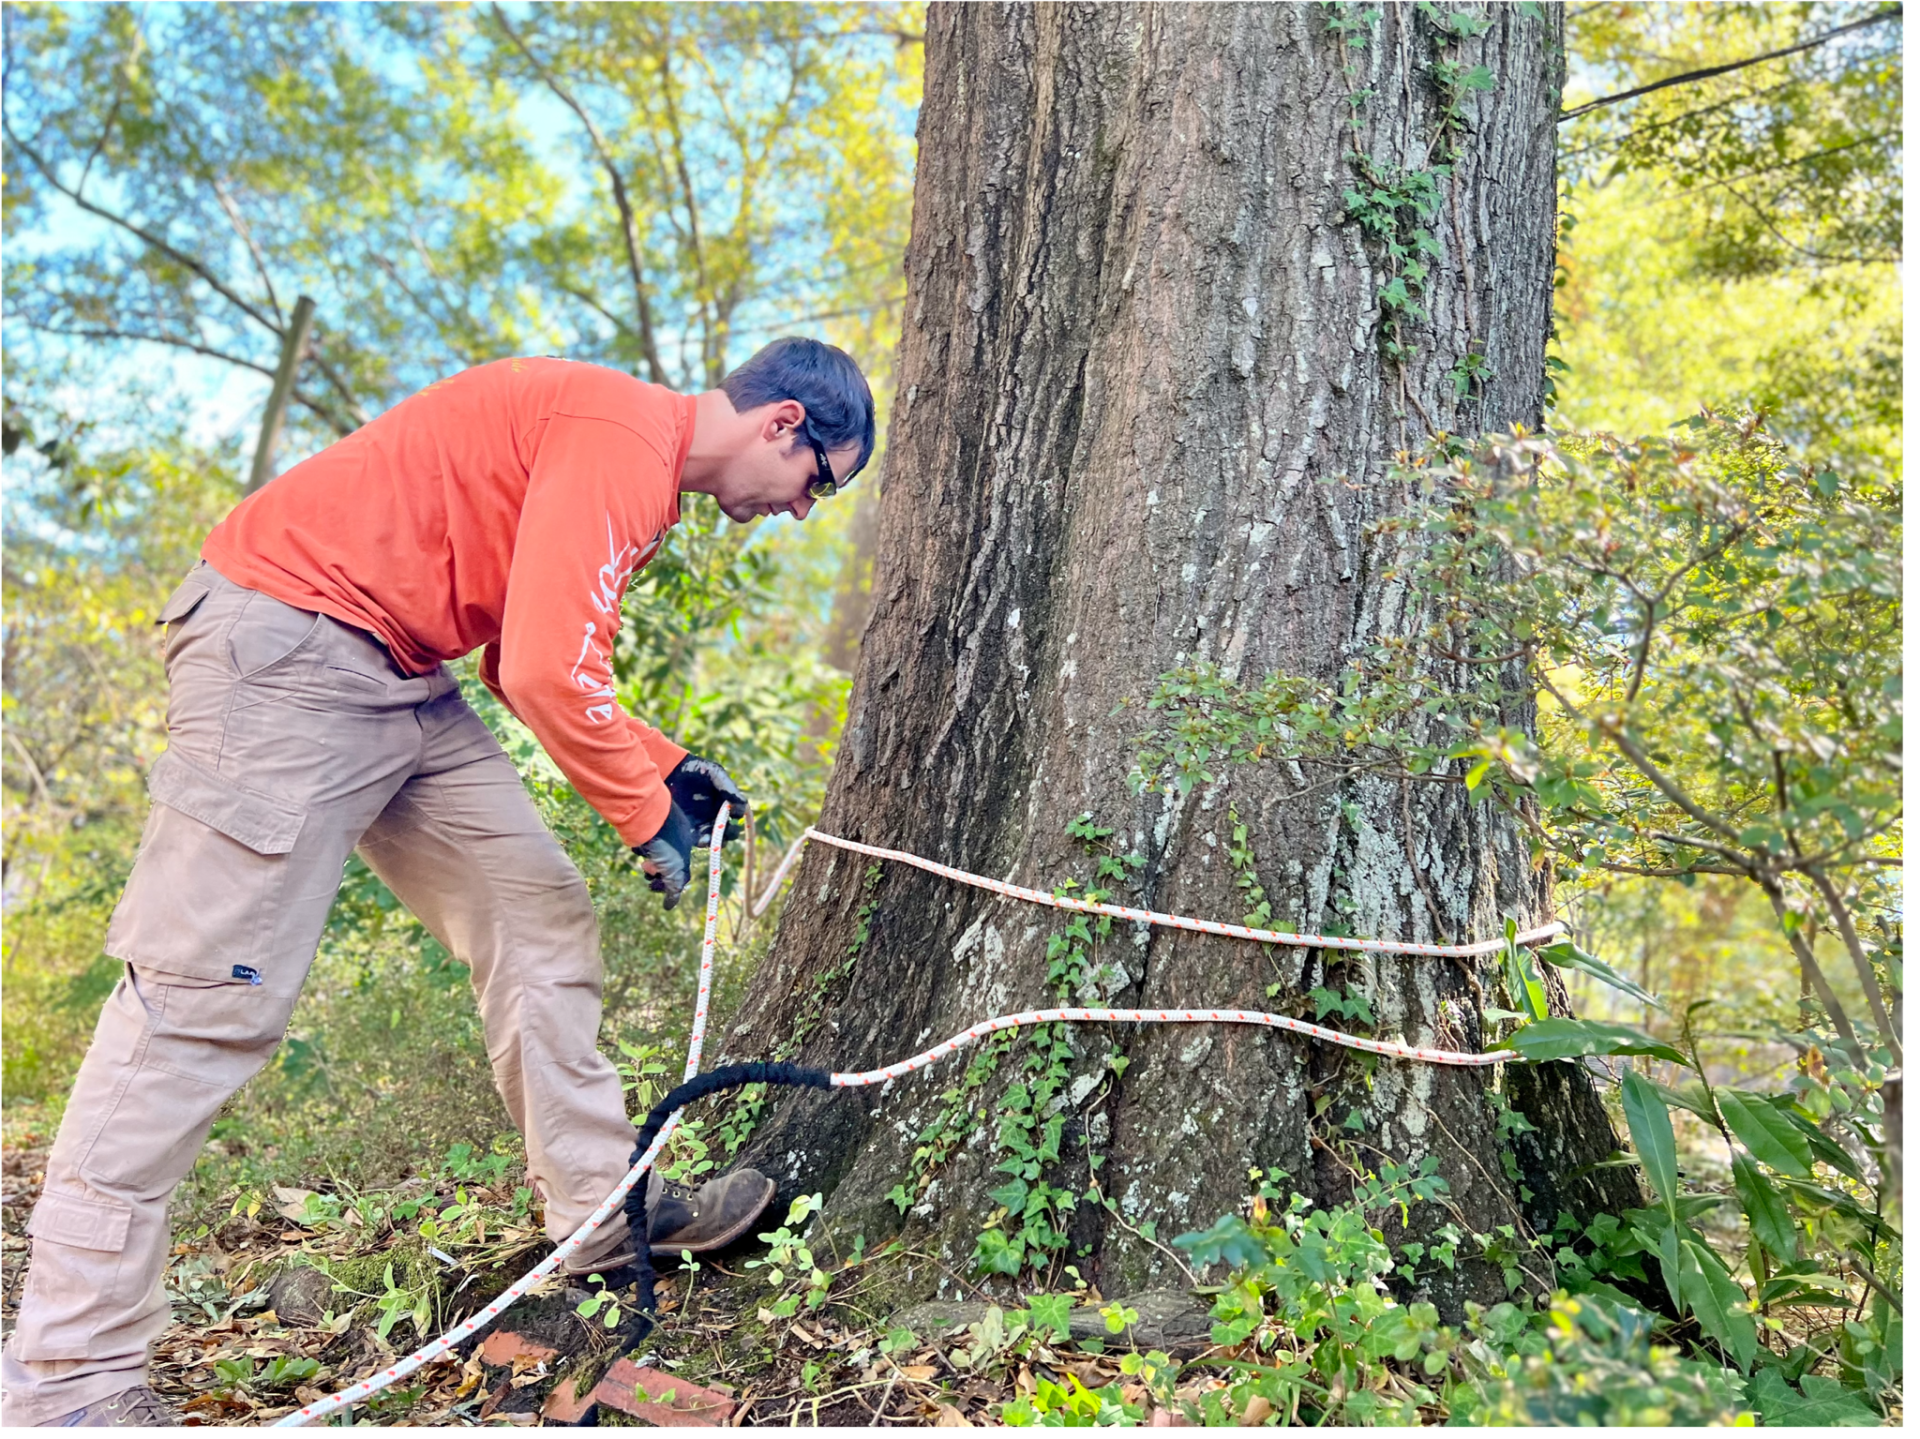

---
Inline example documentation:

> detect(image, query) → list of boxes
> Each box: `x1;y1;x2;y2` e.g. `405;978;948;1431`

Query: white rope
278;810;734;1426
283;805;1538;1425
753;824;1562;957
834;1005;1510;1081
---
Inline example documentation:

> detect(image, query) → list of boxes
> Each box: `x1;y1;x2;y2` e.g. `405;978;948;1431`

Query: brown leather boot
648;1168;775;1257
44;1386;177;1427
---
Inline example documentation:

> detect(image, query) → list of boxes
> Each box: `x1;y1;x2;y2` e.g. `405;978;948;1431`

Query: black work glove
664;755;750;848
633;800;694;910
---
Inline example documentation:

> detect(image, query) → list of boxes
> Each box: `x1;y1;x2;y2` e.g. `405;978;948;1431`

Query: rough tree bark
722;1;1639;1313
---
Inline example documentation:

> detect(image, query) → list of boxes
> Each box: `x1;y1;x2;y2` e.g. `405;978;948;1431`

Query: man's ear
761;399;805;442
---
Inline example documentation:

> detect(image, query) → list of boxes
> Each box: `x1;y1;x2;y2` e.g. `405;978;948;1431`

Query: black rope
595;1063;831;1373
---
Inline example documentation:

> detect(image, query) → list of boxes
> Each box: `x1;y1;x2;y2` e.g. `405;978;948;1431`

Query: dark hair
720;337;876;480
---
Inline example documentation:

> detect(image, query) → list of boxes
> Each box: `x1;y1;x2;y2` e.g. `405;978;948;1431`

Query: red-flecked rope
835;1005;1511;1084
750;821;1563;958
283;805;1531;1426
278;811;736;1428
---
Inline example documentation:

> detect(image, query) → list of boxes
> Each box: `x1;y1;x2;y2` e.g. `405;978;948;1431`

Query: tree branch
212;179;284;325
28;321;356;437
656;30;718;384
1595;859;1750;878
1757;874;1865;1065
1646;830;1757;867
1592;712;1748;844
3;116;279;334
560;284;638;339
300;331;372;430
1807;865;1902;1062
1559;8;1903;121
1710;166;1899;265
487;3;668;385
5;729;58;811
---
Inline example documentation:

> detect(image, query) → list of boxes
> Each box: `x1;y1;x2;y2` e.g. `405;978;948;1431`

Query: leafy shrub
1451;1294;1749;1425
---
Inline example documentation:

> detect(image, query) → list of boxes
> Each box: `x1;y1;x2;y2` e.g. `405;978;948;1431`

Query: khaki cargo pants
3;564;641;1424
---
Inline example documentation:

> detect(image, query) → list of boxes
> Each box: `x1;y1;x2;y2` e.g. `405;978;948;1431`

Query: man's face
715;400;860;524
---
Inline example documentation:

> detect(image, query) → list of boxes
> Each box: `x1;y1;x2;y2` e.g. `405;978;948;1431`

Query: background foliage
0;0;1901;1424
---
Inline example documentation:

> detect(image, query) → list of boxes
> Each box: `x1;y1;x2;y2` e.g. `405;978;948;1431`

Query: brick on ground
541;1357;735;1426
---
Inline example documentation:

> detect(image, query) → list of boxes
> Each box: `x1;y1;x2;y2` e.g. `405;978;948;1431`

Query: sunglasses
800;423;840;502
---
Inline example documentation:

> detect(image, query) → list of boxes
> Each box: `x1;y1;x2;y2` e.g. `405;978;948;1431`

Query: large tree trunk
722;0;1636;1313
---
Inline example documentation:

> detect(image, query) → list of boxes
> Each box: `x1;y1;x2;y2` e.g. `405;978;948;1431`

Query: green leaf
1731;1152;1798;1262
1748;1370;1880;1426
1648;1078;1716;1123
1505;1018;1686;1066
1654;1220;1685;1313
1718;1090;1814;1178
1026;1292;1073;1341
971;1228;1025;1277
1535;940;1664;1010
1622;1071;1679;1214
1675;1232;1757;1371
987;1177;1030;1214
1514;948;1551;1023
1172;1214;1269;1271
1782;1105;1866;1181
1501;943;1550;1021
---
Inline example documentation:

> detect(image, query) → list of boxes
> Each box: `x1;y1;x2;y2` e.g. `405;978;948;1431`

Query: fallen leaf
897;1364;937;1382
271;1187;317;1224
477;1378;513;1420
934;1402;973;1426
1242;1395;1275;1424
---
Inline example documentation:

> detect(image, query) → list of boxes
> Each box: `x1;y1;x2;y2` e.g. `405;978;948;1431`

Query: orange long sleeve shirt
204;357;692;847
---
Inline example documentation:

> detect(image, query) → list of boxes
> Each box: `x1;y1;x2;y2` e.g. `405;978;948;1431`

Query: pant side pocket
105;750;306;985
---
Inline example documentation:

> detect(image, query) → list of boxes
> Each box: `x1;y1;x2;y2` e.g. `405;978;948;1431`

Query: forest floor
1;1117;1244;1427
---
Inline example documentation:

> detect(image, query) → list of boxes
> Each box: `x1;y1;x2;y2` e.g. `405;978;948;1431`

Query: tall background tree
0;1;1900;1421
0;0;921;1134
721;1;1638;1309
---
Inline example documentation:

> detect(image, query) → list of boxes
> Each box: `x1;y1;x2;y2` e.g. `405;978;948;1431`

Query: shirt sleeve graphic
569;514;643;725
492;413;687;846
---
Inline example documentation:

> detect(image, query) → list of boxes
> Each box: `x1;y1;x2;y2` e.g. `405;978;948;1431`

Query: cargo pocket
14;1189;139;1361
25;1187;132;1252
104;749;307;985
156;569;212;627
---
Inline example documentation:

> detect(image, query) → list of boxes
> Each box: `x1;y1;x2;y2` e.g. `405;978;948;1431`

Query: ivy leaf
1748;1370;1880;1426
1622;1071;1679;1215
972;1228;1025;1277
1171;1214;1269;1271
1730;1151;1798;1263
1717;1090;1814;1178
987;1177;1030;1214
1026;1292;1074;1341
1535;939;1664;1010
1504;1017;1686;1066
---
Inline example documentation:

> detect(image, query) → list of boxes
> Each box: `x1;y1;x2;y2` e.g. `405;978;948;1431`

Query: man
2;338;874;1427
